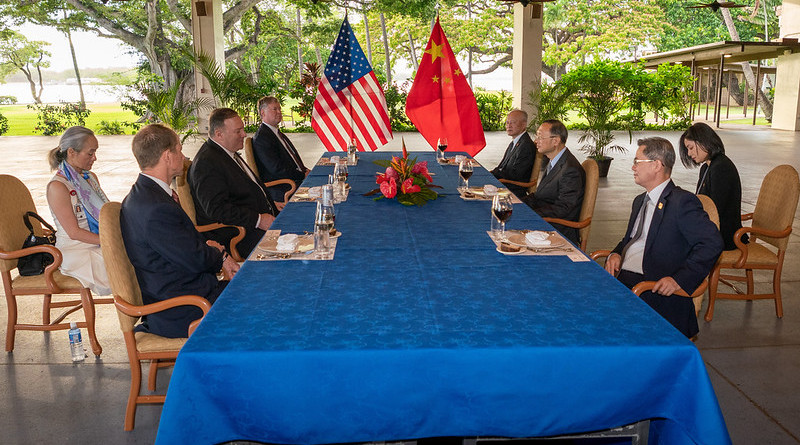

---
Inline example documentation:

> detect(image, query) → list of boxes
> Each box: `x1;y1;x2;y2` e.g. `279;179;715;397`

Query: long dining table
155;151;731;445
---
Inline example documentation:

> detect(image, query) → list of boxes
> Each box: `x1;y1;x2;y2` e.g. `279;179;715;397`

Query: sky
17;23;140;71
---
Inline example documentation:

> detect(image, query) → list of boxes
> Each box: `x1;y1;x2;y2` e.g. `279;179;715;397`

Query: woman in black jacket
679;122;748;251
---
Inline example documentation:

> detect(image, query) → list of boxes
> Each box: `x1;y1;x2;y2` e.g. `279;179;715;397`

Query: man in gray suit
523;119;585;245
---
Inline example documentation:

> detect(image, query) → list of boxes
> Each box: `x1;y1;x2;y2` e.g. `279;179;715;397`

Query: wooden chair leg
5;292;17;352
125;358;142;431
746;269;754;294
705;267;720;322
42;294;52;324
148;359;159;391
80;289;103;356
774;265;784;318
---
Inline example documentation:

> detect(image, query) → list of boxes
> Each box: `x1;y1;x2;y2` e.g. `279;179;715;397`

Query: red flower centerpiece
372;140;439;206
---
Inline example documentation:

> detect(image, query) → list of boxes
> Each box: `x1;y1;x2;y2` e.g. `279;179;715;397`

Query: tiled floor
1;125;799;444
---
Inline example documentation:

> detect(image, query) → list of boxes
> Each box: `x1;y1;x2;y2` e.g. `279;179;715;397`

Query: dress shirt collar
209;138;238;159
548;147;567;170
141;173;173;197
511;132;525;147
646;178;671;204
263;122;282;138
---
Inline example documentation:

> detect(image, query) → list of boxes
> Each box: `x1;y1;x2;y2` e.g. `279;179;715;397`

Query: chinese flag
405;17;486;156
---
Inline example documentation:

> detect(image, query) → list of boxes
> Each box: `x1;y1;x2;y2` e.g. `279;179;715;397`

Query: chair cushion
718;242;780;268
11;270;85;291
134;331;187;353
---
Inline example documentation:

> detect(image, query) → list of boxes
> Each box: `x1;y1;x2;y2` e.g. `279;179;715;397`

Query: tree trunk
297;8;303;78
721;9;773;120
407;29;418;71
363;10;372;65
467;1;473;87
21;66;42;104
379;13;391;85
66;29;85;107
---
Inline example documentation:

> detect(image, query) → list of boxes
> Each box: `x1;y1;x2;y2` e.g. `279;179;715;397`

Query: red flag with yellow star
405;17;486;156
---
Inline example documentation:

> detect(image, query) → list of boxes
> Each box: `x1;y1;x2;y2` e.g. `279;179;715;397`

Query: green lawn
0;103;139;136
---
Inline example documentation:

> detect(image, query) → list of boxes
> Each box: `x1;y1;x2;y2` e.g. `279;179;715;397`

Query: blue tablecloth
156;152;730;445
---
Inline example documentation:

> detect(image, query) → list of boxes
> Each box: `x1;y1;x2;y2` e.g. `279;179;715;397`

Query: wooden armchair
498;151;543;196
99;202;211;431
543;159;599;252
243;136;298;202
174;158;246;262
0;175;111;356
705;165;800;322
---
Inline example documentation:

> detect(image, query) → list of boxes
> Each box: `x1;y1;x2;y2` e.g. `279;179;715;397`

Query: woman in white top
46;126;111;295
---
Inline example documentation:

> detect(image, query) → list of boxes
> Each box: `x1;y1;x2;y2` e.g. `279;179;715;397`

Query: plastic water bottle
68;322;85;362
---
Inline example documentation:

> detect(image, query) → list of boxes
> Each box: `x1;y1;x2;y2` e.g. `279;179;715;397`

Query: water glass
347;138;358;164
313;225;333;259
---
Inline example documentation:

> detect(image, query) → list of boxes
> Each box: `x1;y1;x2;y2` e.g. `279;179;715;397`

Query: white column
191;0;225;134
512;3;543;121
773;0;800;131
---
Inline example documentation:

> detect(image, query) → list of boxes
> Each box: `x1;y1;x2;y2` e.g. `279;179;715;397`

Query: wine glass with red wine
492;194;513;240
458;159;473;191
436;137;448;162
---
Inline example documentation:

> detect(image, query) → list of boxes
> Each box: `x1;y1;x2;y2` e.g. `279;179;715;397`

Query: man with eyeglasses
522;119;585;245
490;109;537;198
604;137;722;338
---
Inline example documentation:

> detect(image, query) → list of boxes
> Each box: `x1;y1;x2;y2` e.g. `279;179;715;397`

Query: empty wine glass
436;137;448;162
458;159;473;191
491;193;513;240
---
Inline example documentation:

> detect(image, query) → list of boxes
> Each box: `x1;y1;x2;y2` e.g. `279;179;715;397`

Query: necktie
621;194;650;260
278;131;305;171
171;190;181;206
233;151;276;214
499;141;515;169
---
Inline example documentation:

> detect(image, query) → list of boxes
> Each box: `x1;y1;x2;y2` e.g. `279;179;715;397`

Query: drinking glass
436;137;448;162
314;187;336;259
333;161;348;201
458;159;473;191
491;194;513;240
347;138;358;165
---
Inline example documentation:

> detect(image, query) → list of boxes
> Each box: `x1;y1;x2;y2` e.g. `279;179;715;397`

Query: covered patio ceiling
634;39;800;68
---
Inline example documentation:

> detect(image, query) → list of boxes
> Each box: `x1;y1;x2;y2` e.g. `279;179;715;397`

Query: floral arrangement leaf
370;149;438;206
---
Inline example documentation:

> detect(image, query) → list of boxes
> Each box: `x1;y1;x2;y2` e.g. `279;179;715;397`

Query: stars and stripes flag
405;17;485;156
311;17;392;152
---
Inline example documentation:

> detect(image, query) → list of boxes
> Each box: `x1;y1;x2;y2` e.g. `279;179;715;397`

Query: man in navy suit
522;119;585;244
604;137;723;338
121;124;239;338
188;108;279;257
252;96;310;202
490;109;537;199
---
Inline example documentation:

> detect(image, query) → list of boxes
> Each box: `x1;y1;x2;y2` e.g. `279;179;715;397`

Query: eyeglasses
534;134;558;141
632;158;657;167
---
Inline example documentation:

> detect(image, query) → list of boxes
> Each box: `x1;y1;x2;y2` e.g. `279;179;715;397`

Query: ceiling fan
686;1;747;12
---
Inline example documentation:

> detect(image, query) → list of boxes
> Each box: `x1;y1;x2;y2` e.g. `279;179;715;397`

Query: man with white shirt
121;123;239;338
188;108;279;257
252;96;310;202
604;137;722;338
522;119;585;244
490;109;537;198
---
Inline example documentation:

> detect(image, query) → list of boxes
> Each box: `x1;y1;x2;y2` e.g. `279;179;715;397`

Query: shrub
95;120;128;135
289;63;321;127
27;103;92;136
475;89;513;131
0;112;8;135
384;81;415;132
0;96;17;105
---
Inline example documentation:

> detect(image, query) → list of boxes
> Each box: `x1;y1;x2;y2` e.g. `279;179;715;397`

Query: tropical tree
0;30;51;103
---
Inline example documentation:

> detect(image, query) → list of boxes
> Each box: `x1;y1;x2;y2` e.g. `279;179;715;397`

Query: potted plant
560;60;636;177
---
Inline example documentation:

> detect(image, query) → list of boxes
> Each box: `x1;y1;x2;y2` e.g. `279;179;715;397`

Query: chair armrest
114;295;212;337
542;217;591;230
728;225;792;268
194;223;246;262
631;279;707;299
498;178;535;188
741;213;753;222
264;178;298;203
589;249;612;261
0;244;65;293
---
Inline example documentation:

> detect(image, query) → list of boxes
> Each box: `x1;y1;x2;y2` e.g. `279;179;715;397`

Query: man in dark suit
604;137;723;338
188;108;279;257
522;119;585;244
490;109;537;198
121;124;239;338
252;96;310;202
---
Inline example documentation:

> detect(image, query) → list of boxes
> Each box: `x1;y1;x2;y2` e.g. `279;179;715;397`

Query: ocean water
0;82;129;104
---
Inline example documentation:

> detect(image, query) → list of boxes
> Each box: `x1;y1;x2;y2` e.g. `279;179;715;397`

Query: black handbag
17;211;58;276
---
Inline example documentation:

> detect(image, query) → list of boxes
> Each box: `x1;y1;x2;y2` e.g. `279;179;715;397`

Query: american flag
311;17;392;152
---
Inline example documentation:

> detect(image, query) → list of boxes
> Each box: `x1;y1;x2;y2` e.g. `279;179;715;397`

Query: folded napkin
483;184;498;196
308;186;322;199
276;234;299;252
525;231;552;247
330;156;340;164
454;155;466;164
